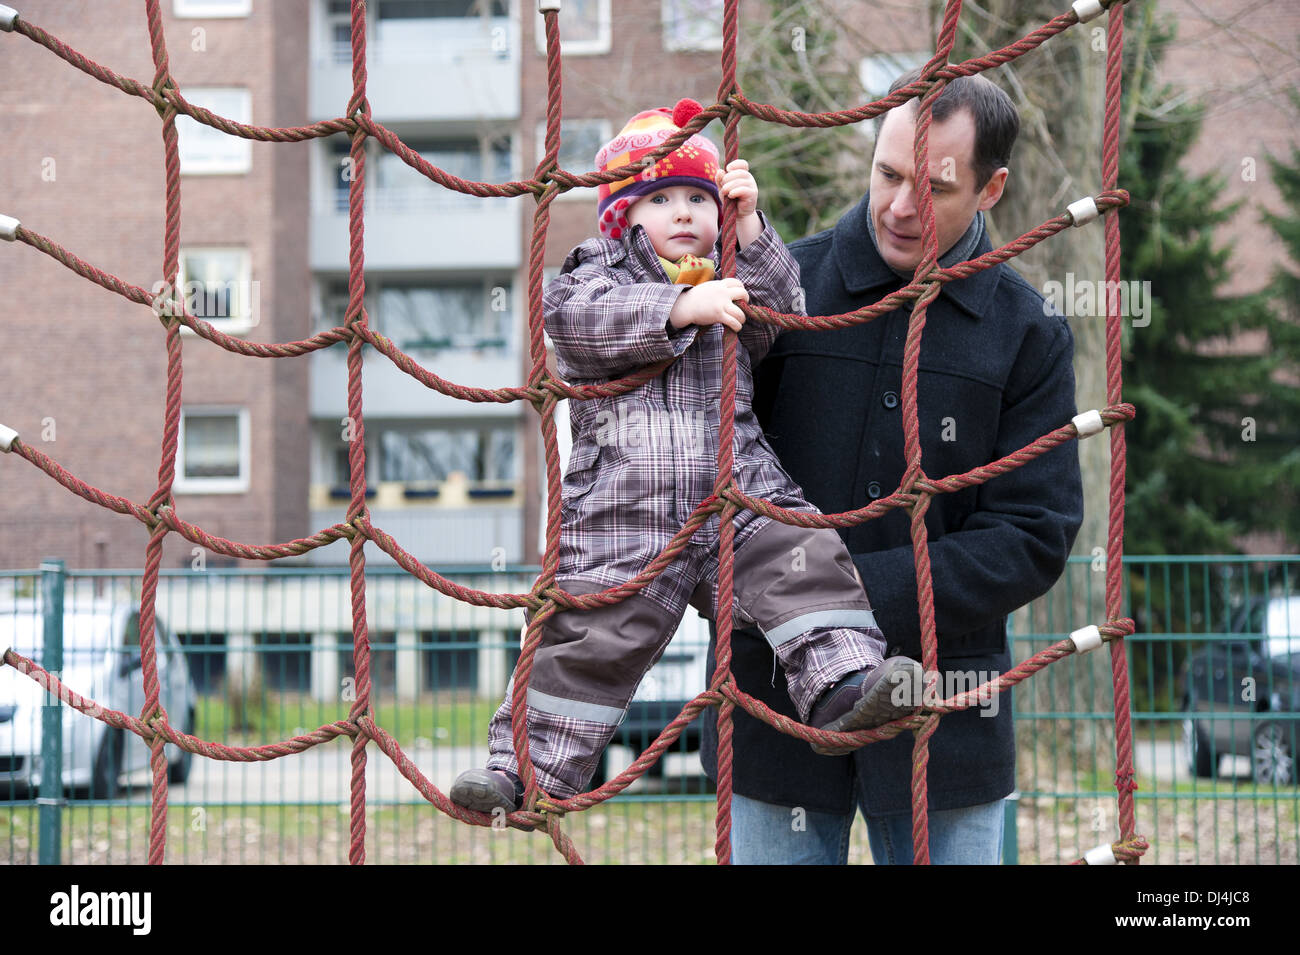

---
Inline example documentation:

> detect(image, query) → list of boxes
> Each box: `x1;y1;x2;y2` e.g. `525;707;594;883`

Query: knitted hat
595;98;721;241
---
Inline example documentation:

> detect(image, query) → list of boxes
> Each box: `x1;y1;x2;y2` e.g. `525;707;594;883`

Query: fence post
38;558;65;866
1002;790;1019;865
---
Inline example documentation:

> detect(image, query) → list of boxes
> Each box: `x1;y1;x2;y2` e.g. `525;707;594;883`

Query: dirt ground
5;785;1295;864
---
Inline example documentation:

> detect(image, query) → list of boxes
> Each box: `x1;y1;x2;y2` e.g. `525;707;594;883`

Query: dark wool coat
702;194;1084;815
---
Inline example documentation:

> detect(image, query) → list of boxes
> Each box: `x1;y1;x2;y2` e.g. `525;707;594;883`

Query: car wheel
167;706;194;785
1182;709;1216;779
1252;721;1296;786
89;728;124;799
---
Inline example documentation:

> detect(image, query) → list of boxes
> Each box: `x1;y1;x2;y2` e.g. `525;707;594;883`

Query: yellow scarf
658;253;716;286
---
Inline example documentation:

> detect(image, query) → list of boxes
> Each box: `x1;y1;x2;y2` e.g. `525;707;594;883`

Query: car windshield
1264;597;1300;660
2;611;118;663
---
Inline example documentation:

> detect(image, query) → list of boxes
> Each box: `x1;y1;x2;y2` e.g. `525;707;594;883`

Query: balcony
310;18;519;123
308;331;521;420
309;190;521;271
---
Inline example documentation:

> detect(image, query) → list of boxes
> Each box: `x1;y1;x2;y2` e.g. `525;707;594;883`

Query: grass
195;692;494;748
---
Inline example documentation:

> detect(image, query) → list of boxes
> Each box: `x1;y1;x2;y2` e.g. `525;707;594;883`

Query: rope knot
150;77;178;121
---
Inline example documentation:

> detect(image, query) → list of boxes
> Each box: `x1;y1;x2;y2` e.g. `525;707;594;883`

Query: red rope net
0;0;1146;865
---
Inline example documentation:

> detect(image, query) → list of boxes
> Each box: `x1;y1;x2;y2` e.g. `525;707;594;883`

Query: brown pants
485;519;886;797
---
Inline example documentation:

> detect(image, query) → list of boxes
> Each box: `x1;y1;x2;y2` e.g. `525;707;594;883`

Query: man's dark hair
880;68;1020;190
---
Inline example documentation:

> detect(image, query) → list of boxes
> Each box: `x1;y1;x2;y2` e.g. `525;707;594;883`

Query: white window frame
661;0;723;53
534;0;610;56
536;119;610;202
174;0;252;17
175;246;258;336
177;87;252;175
176;407;251;495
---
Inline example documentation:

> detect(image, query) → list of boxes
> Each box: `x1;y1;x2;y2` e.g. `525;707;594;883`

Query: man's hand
717;159;762;248
668;277;750;332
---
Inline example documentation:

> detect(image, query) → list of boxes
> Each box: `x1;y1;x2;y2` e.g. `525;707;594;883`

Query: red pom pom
672;98;704;129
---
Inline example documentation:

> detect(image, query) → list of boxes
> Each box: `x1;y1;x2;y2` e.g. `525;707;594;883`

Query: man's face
626;185;719;260
870;104;1008;273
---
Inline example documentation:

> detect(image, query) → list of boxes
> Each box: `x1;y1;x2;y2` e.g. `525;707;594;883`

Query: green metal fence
2;557;1296;864
1011;555;1298;865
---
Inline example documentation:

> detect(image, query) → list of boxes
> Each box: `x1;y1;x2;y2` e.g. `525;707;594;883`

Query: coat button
866;481;882;499
882;390;899;409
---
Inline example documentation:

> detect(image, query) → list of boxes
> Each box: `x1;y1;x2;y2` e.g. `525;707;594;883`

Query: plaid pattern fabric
545;217;812;620
487;680;614;799
777;626;884;719
475;222;890;797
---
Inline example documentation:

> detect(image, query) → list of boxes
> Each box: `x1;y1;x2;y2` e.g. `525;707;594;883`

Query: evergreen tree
1121;25;1300;556
1258;135;1300;546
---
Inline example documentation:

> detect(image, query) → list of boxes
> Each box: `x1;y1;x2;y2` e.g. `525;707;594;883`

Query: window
331;136;513;211
259;632;311;692
329;1;510;65
177;247;257;334
374;137;512;207
177;88;252;174
538;119;610;200
661;0;723;52
858;53;930;140
378;425;517;484
376;1;508;18
331;441;374;496
325;0;354;64
423;629;478;690
317;278;512;350
176;409;250;494
859;51;930;100
174;0;251;16
535;0;610;55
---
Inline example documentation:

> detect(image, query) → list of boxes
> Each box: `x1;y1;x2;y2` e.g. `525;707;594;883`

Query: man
701;69;1084;864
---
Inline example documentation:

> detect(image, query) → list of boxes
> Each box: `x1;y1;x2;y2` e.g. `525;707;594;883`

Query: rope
0;0;1143;865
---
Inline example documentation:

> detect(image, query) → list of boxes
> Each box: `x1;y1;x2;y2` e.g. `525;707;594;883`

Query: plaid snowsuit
485;219;886;796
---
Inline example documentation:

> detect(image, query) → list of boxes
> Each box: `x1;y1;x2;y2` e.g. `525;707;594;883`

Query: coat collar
832;192;1002;320
566;224;699;284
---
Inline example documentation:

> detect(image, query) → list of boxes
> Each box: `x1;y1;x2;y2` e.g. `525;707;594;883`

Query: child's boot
450;768;531;828
808;656;924;755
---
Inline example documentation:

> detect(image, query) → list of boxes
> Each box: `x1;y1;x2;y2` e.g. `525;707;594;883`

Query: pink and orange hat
595;98;721;241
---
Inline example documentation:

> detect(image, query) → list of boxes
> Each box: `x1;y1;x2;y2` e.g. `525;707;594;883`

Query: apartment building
2;0;1293;574
0;0;311;571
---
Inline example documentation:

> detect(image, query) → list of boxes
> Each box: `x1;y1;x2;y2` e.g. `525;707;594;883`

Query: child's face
626;185;719;260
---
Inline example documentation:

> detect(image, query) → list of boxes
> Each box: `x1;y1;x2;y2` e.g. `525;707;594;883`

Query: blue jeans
730;792;1005;865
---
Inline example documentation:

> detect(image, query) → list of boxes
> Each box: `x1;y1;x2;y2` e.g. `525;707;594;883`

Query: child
450;99;922;815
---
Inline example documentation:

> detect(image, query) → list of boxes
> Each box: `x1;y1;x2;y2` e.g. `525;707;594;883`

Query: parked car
0;600;197;798
512;610;712;788
1182;594;1299;785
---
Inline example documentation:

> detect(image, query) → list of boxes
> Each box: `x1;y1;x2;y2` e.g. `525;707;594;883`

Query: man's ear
977;167;1009;212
